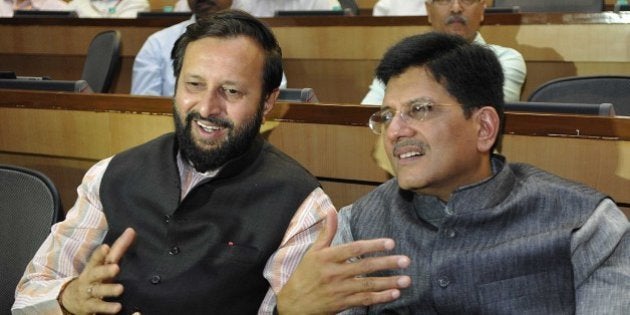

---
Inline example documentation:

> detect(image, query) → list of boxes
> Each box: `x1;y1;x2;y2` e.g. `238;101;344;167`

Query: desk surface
1;90;629;213
1;89;629;139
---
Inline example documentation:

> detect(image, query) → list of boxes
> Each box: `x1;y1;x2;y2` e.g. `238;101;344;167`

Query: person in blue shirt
131;0;287;96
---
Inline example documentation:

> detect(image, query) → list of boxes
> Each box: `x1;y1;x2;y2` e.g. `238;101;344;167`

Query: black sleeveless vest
100;133;319;314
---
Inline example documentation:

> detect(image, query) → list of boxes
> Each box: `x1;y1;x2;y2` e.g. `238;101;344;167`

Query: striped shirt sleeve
258;187;337;314
12;158;112;314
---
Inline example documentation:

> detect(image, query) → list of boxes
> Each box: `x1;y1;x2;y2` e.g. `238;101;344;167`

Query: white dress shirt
372;0;427;16
361;32;527;105
68;0;149;18
0;0;69;17
174;0;339;17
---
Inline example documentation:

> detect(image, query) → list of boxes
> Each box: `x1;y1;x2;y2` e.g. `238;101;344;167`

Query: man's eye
186;82;203;89
408;103;431;118
381;110;394;122
221;87;245;101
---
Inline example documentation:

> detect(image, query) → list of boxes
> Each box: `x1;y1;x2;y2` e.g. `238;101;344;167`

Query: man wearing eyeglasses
273;32;628;314
362;0;526;105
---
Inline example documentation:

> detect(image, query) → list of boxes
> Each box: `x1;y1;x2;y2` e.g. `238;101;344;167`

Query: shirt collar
472;32;485;45
412;155;515;221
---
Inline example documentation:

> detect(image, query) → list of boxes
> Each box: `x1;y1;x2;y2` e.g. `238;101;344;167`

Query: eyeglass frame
427;0;482;7
368;97;459;135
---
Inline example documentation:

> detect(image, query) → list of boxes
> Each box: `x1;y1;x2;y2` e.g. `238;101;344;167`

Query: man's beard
174;104;264;173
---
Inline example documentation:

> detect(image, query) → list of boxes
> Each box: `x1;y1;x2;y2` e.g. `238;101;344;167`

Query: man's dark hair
171;9;283;98
376;32;505;150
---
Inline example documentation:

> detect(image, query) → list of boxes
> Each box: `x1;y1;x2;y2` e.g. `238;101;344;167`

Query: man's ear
262;88;279;117
475;106;499;153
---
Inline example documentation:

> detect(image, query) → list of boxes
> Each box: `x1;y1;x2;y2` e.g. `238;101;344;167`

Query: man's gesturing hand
60;228;136;315
277;212;411;314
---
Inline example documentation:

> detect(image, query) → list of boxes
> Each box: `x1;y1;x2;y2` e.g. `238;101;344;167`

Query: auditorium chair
81;30;121;93
0;165;64;313
528;75;630;116
278;88;319;103
493;0;603;13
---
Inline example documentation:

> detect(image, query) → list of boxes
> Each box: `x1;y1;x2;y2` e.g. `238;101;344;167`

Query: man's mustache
196;0;217;8
445;15;468;25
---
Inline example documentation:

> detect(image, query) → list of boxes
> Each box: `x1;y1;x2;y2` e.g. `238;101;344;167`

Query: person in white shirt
68;0;149;18
0;0;69;17
175;0;339;17
362;0;526;104
372;0;427;16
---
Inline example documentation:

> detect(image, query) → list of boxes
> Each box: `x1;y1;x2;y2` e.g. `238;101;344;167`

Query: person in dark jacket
13;10;335;315
276;32;629;314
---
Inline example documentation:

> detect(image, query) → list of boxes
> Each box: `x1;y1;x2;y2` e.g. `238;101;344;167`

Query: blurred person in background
175;0;340;17
362;0;525;105
68;0;149;18
372;0;427;16
1;0;69;17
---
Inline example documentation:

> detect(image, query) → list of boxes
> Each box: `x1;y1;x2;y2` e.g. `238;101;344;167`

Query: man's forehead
382;67;443;106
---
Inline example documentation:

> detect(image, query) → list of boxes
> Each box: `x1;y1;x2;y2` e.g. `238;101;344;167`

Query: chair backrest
339;0;359;15
505;101;615;116
528;75;630;116
278;88;319;103
0;165;63;313
0;78;92;93
493;0;603;13
81;30;121;93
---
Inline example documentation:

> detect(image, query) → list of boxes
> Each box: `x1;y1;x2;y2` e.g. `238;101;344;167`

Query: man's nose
197;90;225;118
386;111;414;139
450;0;464;13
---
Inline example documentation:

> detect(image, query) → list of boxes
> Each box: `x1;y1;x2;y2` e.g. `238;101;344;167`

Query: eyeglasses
368;98;456;135
428;0;481;6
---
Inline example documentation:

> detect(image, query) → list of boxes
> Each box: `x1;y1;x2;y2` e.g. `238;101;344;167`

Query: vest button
437;277;450;288
444;229;456;238
169;246;180;255
164;215;172;223
150;275;161;284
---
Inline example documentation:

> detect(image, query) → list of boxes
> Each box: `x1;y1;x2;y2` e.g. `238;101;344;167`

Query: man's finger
85;263;120;284
327;238;397;263
310;210;338;251
341;274;411;294
85;298;122;314
88;282;125;299
341;288;405;309
85;244;110;270
340;254;410;277
106;227;136;264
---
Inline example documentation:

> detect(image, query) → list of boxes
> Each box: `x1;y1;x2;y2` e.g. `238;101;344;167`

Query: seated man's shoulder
510;162;604;198
487;42;524;59
355;178;400;205
146;19;192;44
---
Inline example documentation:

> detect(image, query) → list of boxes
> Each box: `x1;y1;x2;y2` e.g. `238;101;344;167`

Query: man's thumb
312;210;338;250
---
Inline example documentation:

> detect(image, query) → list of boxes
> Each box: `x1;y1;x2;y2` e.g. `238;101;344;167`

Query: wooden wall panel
501;135;630;201
320;180;380;209
283;59;377;104
1;15;629;102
